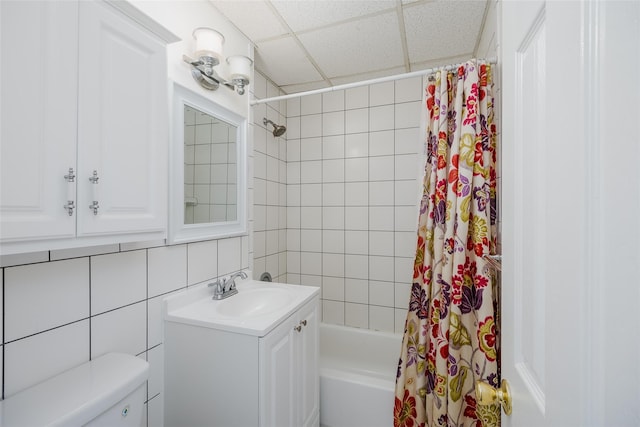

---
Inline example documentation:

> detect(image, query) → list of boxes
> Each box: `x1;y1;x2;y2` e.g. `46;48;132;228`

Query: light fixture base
191;68;219;91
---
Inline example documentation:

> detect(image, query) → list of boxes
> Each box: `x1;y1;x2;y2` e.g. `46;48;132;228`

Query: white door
0;1;78;243
77;0;167;237
501;1;640;425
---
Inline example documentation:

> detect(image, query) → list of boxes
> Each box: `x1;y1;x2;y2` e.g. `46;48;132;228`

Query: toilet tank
0;353;149;427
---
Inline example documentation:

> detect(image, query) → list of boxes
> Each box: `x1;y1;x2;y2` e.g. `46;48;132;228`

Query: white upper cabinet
0;1;79;243
0;0;178;254
77;1;168;237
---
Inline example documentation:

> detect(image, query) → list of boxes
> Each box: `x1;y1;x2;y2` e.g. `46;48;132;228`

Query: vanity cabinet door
0;1;79;243
260;313;298;427
76;0;167;237
259;297;320;427
298;299;320;427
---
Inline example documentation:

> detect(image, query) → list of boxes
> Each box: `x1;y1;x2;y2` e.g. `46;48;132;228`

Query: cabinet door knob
294;325;302;332
300;320;307;327
63;200;75;216
64;168;76;182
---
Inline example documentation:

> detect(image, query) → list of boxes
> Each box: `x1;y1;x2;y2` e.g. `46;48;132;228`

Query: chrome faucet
208;271;248;300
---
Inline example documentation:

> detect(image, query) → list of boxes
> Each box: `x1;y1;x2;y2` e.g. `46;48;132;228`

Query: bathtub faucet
208;271;247;300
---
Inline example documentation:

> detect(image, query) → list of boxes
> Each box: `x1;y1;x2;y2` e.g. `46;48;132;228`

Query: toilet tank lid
0;352;149;427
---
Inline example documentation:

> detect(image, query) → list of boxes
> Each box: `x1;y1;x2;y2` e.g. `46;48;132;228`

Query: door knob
475;379;512;415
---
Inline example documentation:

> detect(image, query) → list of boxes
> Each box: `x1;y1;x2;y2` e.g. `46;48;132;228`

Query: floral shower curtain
394;61;499;427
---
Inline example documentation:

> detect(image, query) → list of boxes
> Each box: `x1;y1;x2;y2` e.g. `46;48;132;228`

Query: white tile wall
0;235;248;427
253;73;289;283
285;77;423;332
91;250;146;315
91;301;147;359
370;81;394;106
322;135;344;159
345;302;368;328
218;237;242;275
345;86;368;110
4;320;90;396
187;240;218;285
5;258;89;341
322;91;344;112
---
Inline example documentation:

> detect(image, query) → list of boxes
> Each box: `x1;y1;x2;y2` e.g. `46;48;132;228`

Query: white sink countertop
163;276;319;337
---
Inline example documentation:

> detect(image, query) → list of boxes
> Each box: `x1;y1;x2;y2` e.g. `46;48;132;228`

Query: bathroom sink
163;276;319;337
215;288;293;317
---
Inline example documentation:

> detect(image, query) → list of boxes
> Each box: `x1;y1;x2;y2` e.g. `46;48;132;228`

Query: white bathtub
319;323;403;427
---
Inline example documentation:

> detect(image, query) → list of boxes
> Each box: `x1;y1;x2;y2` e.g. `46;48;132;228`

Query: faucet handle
208;279;224;296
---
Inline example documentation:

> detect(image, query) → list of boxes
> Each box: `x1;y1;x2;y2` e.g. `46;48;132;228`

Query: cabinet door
76;1;167;237
0;1;78;244
298;300;320;427
260;314;297;427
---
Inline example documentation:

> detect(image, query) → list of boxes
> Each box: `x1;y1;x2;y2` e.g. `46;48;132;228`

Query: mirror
183;105;237;224
169;82;247;244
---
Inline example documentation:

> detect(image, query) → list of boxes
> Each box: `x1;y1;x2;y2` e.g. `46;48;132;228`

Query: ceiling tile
298;11;404;79
403;1;486;63
209;0;491;94
210;0;288;41
271;0;396;32
255;36;324;86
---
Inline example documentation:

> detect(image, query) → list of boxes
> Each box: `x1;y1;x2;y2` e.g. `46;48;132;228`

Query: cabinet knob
294;325;302;332
63;200;75;216
300;319;307;327
64;168;76;182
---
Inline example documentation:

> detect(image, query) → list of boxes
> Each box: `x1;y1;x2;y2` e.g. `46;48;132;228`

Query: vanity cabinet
260;297;319;427
164;292;320;427
0;0;177;254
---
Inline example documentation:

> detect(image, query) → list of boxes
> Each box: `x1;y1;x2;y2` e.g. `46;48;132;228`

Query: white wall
0;2;254;426
130;0;252;118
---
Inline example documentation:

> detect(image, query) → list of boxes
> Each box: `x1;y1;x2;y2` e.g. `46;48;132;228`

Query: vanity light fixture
183;27;252;95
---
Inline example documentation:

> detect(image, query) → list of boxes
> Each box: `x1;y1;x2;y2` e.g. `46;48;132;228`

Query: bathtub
319;323;403;427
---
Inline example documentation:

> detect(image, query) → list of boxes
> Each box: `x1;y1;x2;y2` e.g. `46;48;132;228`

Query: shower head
263;118;287;137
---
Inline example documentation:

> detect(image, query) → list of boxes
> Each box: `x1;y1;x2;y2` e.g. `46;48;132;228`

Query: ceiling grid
209;0;489;94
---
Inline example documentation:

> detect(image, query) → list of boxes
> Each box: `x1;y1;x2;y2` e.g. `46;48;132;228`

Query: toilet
0;352;149;426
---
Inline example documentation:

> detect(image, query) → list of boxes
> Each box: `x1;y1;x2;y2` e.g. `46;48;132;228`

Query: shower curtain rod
250;57;497;106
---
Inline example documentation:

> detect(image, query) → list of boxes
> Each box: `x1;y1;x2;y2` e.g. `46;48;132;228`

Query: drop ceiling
209;0;490;94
